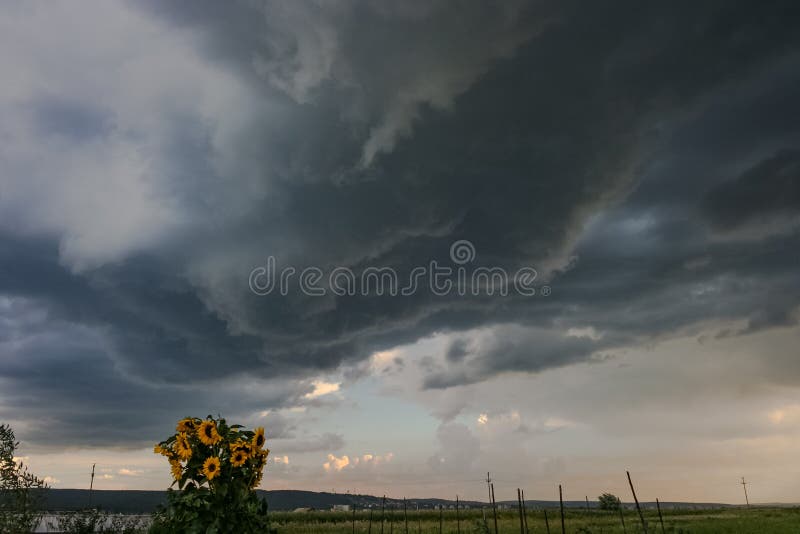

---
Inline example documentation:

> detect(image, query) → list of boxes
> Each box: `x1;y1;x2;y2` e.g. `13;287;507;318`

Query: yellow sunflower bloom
231;449;247;467
174;433;192;461
202;456;221;480
251;427;266;450
169;459;183;481
154;444;174;458
230;440;252;456
176;418;197;433
198;420;222;446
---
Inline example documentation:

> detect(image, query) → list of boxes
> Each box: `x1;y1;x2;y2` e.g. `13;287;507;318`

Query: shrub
149;416;273;533
598;492;621;511
0;423;48;534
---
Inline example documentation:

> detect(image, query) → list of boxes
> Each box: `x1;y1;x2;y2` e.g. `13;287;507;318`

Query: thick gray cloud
702;148;800;231
1;0;799;448
424;327;608;389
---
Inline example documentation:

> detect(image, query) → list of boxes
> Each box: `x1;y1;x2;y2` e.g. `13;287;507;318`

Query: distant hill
39;489;484;514
39;489;738;514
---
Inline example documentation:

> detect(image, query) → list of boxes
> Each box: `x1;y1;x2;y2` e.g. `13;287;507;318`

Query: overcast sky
1;0;799;504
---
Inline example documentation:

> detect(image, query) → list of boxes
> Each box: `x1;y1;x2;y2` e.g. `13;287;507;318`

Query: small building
332;504;351;512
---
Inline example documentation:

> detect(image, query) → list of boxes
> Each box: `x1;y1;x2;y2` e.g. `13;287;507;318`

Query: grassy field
268;507;800;533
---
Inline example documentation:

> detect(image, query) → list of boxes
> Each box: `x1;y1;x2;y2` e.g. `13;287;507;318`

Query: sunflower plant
150;416;273;533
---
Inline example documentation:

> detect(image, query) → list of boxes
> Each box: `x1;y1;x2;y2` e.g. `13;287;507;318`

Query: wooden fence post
521;489;529;534
518;488;525;534
491;483;499;534
456;495;461;534
404;498;408;534
544;509;551;534
559;484;566;534
381;495;386;534
656;498;665;534
626;471;648;534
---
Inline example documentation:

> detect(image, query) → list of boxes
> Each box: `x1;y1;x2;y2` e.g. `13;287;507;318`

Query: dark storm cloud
0;295;305;448
702;149;800;231
2;0;800;444
445;339;469;363
424;328;606;389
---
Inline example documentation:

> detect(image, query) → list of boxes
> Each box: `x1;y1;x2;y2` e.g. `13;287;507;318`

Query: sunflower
230;440;251;456
251;449;268;472
169;459;183;481
202;456;221;480
176;418;197;433
174;433;192;461
153;444;168;456
251;427;266;450
230;449;247;467
198;420;222;446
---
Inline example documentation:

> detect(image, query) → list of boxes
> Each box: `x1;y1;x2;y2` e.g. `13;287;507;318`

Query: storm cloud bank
1;0;799;448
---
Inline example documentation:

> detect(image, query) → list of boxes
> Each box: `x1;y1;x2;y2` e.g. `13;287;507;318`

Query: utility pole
88;463;96;508
741;477;750;508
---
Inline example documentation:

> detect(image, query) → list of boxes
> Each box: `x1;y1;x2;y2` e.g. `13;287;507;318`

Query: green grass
268;507;800;533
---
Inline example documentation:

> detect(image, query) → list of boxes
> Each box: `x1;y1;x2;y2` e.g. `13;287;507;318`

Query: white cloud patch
0;1;269;271
767;405;800;425
323;452;393;473
304;380;341;399
566;327;603;341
